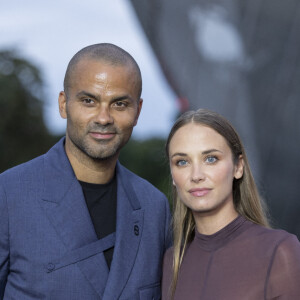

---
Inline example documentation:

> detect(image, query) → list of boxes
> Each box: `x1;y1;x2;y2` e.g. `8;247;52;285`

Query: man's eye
114;101;127;107
176;160;188;166
112;101;128;110
82;98;94;104
205;156;218;164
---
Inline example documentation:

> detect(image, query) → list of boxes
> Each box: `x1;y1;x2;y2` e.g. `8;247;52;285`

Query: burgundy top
162;216;300;300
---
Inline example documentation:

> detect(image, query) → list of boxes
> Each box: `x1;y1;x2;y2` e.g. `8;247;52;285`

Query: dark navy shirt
79;176;117;269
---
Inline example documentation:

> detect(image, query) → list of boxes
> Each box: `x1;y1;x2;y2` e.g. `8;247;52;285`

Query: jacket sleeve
164;197;172;251
0;182;9;298
266;234;300;299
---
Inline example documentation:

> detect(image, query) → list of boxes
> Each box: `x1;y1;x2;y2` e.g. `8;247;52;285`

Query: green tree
119;138;172;200
0;50;59;172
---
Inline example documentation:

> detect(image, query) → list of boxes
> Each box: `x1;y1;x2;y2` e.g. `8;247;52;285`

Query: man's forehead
66;56;141;99
70;59;136;85
67;59;139;97
73;57;133;73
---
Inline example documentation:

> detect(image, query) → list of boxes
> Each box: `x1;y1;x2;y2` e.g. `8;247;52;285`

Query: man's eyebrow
76;91;100;101
112;95;134;102
75;91;135;103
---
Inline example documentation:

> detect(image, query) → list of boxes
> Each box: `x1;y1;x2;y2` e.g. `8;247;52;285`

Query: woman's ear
234;155;244;179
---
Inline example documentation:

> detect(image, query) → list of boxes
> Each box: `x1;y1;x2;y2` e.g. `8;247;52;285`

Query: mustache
88;124;118;134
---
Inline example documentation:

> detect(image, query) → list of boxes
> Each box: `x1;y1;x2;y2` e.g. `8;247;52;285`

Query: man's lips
188;188;211;197
89;132;116;140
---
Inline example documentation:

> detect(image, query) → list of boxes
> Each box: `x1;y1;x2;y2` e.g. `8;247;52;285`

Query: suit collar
115;161;141;210
42;137;75;203
40;138;108;297
41;138;96;246
103;163;144;299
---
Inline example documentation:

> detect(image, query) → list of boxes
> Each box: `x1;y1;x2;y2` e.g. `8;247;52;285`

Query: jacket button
134;225;139;236
47;263;55;272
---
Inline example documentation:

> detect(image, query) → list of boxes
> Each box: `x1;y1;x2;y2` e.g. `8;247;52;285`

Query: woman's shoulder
245;220;300;250
265;228;300;297
270;229;300;260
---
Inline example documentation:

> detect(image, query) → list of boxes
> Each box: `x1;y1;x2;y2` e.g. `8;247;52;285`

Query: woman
162;109;300;300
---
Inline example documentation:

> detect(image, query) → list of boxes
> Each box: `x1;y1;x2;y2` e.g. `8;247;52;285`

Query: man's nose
95;106;113;125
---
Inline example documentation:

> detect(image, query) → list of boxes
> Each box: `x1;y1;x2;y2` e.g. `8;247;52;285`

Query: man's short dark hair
63;43;142;99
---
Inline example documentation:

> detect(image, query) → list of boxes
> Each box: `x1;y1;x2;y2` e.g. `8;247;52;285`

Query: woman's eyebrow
170;149;223;159
171;153;187;159
202;149;223;155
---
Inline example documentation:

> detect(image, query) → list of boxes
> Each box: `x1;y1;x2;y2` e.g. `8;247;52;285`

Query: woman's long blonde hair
165;109;269;299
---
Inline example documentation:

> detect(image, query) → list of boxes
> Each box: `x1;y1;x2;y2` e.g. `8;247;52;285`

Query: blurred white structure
0;0;177;139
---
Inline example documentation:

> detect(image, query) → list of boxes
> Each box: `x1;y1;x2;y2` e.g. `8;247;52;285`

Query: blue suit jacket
0;138;171;299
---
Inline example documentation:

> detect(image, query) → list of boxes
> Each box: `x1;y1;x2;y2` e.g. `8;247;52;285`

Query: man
0;43;171;299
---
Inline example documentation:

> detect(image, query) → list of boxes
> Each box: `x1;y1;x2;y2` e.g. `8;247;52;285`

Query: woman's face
169;123;243;218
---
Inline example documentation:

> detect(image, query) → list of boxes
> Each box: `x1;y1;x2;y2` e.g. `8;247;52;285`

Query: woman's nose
191;165;205;183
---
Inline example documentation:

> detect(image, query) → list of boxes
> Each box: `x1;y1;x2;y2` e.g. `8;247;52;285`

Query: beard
67;123;131;161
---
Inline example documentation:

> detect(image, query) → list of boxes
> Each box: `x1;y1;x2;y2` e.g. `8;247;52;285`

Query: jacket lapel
103;163;144;300
39;139;109;298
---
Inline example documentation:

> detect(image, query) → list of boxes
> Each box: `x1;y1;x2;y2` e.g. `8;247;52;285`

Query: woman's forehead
169;123;230;154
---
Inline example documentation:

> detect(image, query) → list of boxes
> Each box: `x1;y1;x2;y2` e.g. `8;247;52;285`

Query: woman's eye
205;156;218;164
176;160;188;166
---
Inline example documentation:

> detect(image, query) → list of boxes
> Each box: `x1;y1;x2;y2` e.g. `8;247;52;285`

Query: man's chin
84;147;119;161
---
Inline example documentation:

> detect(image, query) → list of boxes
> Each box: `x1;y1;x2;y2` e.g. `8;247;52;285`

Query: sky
0;0;177;139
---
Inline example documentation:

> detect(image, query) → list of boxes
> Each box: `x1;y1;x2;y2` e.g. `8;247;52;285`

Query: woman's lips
188;188;211;197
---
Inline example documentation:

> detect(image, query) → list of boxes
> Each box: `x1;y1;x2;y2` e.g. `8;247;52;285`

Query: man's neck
65;143;118;184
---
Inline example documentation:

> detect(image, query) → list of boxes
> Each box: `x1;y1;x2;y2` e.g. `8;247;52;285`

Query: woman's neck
193;204;238;235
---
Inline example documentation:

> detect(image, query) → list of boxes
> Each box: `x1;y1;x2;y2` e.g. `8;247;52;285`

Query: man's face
59;59;142;161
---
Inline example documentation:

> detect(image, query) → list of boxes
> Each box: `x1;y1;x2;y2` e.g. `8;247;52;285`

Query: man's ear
234;155;244;179
133;98;143;126
58;91;67;119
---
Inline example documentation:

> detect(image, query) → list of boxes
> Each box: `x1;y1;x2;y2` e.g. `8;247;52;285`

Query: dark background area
130;0;300;238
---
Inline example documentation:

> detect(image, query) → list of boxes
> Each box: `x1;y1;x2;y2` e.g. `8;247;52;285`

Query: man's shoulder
0;154;44;180
118;164;163;195
0;138;63;182
117;163;168;201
